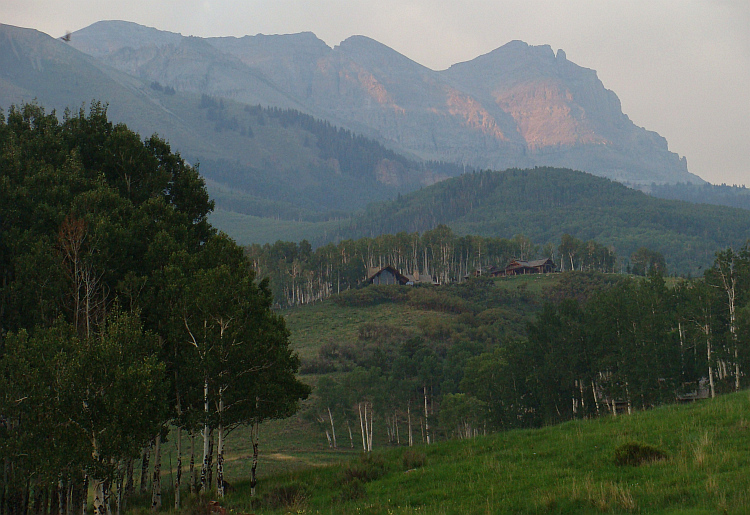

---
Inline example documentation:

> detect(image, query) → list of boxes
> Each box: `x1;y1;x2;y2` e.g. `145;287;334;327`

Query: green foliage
613;442;668;466
337;168;750;275
262;481;309;511
223;392;750;514
650;181;750;211
0;101;308;511
341;453;388;484
333;285;410;307
401;449;427;470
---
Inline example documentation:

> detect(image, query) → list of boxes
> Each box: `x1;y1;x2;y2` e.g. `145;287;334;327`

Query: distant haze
3;0;748;185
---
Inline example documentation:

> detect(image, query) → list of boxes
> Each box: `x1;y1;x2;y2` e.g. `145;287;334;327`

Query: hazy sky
3;0;749;185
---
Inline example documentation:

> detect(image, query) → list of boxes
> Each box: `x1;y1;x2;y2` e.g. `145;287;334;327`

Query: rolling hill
337;167;750;274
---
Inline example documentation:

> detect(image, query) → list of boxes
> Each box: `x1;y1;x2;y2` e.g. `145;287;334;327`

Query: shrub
401;449;427;470
338;478;367;502
613;442;668;466
408;288;468;313
263;481;308;510
342;453;388;484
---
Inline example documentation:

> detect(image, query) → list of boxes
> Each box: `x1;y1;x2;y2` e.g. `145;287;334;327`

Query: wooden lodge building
492;258;556;277
472;258;557;278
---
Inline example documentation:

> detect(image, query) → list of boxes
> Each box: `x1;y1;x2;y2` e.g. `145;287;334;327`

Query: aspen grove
0;103;309;514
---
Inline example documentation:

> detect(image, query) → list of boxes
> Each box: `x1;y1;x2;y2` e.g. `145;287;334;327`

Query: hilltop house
490;258;556;277
366;266;437;286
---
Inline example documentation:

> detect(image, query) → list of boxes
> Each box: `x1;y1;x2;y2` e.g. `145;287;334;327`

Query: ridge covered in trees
0;102;309;514
334;168;750;275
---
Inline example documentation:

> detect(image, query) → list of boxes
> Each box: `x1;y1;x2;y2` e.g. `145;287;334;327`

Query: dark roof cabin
366;266;411;285
492;258;556;277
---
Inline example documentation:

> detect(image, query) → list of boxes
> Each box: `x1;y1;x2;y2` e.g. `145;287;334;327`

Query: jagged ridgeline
336;168;750;274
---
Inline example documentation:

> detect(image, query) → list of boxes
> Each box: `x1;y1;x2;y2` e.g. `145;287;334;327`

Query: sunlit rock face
66;22;702;184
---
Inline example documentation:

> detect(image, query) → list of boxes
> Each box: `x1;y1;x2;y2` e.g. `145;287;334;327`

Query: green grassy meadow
217;391;750;514
132;273;749;514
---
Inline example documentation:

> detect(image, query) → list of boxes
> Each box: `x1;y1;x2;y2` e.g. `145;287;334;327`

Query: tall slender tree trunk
139;444;150;494
706;324;716;398
124;458;134;499
327;406;337;449
200;378;210;493
175;426;182;510
189;433;196;494
250;425;259;497
423;385;430;445
395;410;400;445
207;430;214;488
346;420;354;448
150;434;162;511
408;402;413;447
358;403;367;451
591;380;600;415
217;396;225;499
81;475;88;515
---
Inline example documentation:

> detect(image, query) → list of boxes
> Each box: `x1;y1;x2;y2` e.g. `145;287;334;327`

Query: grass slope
222;391;750;514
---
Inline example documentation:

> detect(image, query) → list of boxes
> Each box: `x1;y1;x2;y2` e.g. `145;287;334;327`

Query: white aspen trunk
625;384;632;415
423;385;430;445
217;415;225;498
116;471;122;515
358;403;367;451
591;380;600;415
200;377;210;493
81;474;88;515
579;380;585;411
58;475;64;515
175;426;181;511
367;404;373;452
327;406;337;449
189;433;196;494
250;424;259;497
408;403;413;447
67;479;74;515
324;429;332;448
395;410;400;445
706;323;716;398
93;480;105;515
346;419;354;448
150;434;162;511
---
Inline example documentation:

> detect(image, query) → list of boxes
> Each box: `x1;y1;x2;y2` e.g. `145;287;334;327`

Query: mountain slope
0;24;463;220
69;21;702;185
339;167;750;273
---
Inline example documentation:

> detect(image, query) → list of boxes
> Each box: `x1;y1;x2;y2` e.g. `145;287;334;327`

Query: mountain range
2;21;701;189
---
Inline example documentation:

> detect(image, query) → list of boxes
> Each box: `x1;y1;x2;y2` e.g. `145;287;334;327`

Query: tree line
0;102;309;514
245;227;620;308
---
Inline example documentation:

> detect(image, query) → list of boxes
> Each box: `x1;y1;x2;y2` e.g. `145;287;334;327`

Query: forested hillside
199;102;464;217
338;168;750;274
648;182;750;211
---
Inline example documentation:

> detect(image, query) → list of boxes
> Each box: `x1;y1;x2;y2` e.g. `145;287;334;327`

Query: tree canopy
0;102;308;513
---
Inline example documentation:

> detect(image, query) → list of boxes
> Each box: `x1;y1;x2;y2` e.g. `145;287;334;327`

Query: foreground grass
219;391;750;514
